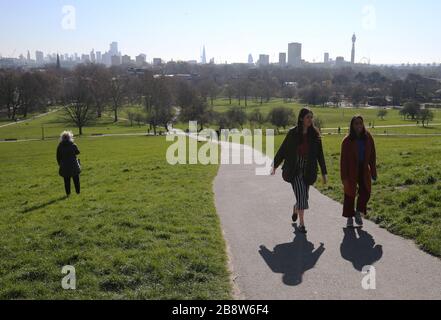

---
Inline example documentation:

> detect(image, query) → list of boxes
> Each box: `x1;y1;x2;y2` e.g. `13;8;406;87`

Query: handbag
282;163;295;183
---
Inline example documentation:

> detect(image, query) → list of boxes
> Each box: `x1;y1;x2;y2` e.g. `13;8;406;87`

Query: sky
1;0;441;65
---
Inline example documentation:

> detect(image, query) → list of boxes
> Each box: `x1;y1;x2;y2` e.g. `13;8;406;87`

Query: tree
249;108;265;128
127;109;136;126
238;78;251;107
351;85;367;107
282;85;296;103
63;75;95;135
109;72;127;123
391;80;404;106
400;101;421;120
0;71;20;120
226;106;247;129
86;64;111;118
223;83;235;105
177;82;212;131
377;109;388;120
148;78;173;134
18;72;49;118
299;84;329;106
418;109;434;127
267;107;294;130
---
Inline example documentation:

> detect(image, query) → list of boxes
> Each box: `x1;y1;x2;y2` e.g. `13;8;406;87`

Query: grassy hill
0;136;231;299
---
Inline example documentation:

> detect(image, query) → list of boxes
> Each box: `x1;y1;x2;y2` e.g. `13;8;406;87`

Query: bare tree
64;75;95;135
0;71;20;120
109;70;127;123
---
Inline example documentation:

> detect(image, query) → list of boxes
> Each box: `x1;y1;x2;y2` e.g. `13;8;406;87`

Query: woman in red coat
340;116;377;227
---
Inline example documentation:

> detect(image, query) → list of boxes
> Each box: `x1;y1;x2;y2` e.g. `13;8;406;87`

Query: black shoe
298;225;307;234
355;211;364;227
292;213;298;222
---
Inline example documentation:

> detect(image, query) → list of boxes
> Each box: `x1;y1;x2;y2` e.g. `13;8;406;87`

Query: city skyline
1;0;441;65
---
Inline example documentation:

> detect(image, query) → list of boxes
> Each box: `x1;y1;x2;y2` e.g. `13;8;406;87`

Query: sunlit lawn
0;136;231;299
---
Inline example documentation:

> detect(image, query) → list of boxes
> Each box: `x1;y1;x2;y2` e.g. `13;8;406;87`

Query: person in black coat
271;108;328;233
57;131;81;196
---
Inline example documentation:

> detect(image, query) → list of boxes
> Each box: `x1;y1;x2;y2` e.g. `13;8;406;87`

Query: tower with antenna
351;33;356;64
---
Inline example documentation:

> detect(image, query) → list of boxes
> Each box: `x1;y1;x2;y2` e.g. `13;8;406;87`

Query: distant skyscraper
56;54;60;69
248;54;254;64
288;42;302;66
27;50;31;62
258;54;270;66
110;42;119;56
279;52;287;66
81;54;90;63
121;55;132;65
111;55;121;66
201;46;207;64
90;49;96;63
96;51;102;63
153;58;162;66
35;51;44;64
351;33;356;64
324;52;330;64
136;54;146;66
102;52;111;66
336;56;345;67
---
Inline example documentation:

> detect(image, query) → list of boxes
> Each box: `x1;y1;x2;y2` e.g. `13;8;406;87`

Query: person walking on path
340;116;377;227
57;131;81;197
271;108;328;234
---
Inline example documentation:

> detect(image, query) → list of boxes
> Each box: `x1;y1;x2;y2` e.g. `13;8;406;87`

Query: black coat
57;141;81;178
274;127;327;185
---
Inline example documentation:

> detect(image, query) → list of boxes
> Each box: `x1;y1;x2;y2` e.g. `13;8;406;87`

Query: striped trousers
291;156;310;211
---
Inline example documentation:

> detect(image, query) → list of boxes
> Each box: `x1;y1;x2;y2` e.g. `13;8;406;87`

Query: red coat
340;132;377;197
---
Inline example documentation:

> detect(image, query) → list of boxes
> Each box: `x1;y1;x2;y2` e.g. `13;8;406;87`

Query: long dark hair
349;115;367;140
296;107;320;143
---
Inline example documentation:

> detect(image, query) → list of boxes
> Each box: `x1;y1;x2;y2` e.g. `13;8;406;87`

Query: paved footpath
214;142;441;300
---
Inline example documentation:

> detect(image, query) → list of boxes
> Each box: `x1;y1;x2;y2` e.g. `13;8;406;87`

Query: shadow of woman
21;196;67;214
340;228;383;271
259;225;325;286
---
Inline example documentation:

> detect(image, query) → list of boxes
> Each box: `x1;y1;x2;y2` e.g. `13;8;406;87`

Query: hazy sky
1;0;440;64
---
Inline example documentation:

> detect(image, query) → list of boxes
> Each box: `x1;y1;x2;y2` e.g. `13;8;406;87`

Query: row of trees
1;62;440;134
0;69;60;120
62;64;175;135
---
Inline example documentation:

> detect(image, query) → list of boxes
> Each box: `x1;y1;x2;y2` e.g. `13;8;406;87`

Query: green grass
0;136;231;299
0;109;152;141
272;134;441;257
211;98;441;134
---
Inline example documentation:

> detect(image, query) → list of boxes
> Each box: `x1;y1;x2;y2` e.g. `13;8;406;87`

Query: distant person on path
271;108;328;234
340;116;377;227
57;131;81;197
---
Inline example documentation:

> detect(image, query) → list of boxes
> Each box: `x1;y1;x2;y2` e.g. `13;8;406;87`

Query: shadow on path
340;228;383;271
259;225;325;286
21;196;67;213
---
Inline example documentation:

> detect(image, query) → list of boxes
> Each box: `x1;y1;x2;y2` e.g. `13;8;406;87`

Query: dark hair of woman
348;115;367;140
296;107;320;143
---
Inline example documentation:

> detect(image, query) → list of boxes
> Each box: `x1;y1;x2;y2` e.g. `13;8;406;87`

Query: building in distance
258;54;270;66
279;52;287;66
288;42;302;66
